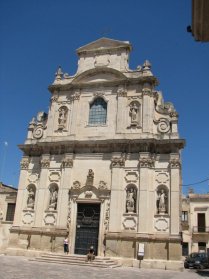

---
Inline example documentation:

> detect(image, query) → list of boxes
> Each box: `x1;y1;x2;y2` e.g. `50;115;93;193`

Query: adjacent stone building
0;182;17;252
182;192;209;256
8;38;185;269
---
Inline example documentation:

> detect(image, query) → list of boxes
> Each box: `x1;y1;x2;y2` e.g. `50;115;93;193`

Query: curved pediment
72;68;127;84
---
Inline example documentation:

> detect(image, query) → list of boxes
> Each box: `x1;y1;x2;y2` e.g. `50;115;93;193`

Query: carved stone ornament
72;181;81;189
0;208;3;221
142;88;154;97
51;95;59;103
117;85;127;97
169;158;181;169
67;200;72;229
139;157;155;168
28;173;39;183
93;91;105;98
98;180;108;190
62;158;73;168
33;125;44;139
125;171;138;183
155;172;169;185
40;158;50;168
49;171;61;182
85;191;93;198
22;212;34;225
157;118;170;133
111;156;125;168
104;201;110;232
44;213;56;225
169;110;178;118
154;217;169;232
123;216;137;230
20;157;30;169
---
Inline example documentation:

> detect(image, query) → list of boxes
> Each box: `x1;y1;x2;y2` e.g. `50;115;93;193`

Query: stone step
30;253;121;268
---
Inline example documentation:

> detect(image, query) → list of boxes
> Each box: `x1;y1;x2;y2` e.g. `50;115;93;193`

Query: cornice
18;138;185;156
48;76;158;93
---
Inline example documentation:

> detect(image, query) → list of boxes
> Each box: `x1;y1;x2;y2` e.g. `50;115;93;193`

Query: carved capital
169;159;181;169
117;86;127;97
51;95;59;103
142;88;154;97
139;153;155;168
20;157;30;170
169;110;179;119
40;158;50;168
111;156;125;168
62;158;73;168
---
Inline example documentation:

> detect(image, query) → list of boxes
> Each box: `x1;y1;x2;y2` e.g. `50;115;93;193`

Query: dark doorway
198;213;205;232
75;203;100;255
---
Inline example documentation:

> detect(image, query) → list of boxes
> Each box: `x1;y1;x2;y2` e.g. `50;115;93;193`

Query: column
169;153;181;235
138;152;155;233
108;153;125;232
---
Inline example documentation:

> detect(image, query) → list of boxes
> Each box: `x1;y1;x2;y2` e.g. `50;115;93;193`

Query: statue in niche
49;187;58;210
58;107;67;129
126;187;136;213
130;103;139;124
157;189;167;214
27;187;35;209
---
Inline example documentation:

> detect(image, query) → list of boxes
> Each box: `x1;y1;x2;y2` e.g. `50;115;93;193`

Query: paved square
0;255;208;279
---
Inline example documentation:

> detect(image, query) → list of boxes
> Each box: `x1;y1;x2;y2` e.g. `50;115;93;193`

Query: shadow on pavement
196;270;209;277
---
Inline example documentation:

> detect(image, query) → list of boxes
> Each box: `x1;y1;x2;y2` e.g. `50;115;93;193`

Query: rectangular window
6;203;16;221
181;211;188;221
182;242;188;256
198;213;205;232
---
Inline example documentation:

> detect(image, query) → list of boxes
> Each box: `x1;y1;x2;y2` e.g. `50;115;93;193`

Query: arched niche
156;185;169;215
26;184;36;210
48;183;59;210
125;184;137;214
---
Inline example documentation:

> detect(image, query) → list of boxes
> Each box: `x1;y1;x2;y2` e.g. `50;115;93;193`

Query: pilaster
13;156;30;226
142;86;154;133
56;154;74;227
169;153;181;235
138;152;155;233
108;153;125;232
70;90;81;135
34;154;50;227
116;86;127;133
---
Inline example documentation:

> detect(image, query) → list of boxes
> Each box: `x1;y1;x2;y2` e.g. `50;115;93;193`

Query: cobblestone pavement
0;255;208;279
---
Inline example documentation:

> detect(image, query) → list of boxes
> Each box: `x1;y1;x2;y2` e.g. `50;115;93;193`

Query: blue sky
0;1;208;194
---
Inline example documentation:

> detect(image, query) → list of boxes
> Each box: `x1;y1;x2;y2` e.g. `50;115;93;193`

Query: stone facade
0;182;17;252
181;192;209;256
8;38;185;269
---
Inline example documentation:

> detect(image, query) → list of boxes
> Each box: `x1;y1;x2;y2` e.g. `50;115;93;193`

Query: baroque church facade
9;38;185;268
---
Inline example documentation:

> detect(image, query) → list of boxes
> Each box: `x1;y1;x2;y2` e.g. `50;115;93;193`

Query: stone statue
27;188;35;209
157;189;167;214
130;103;138;124
126;188;136;213
58;107;67;128
49;187;58;210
